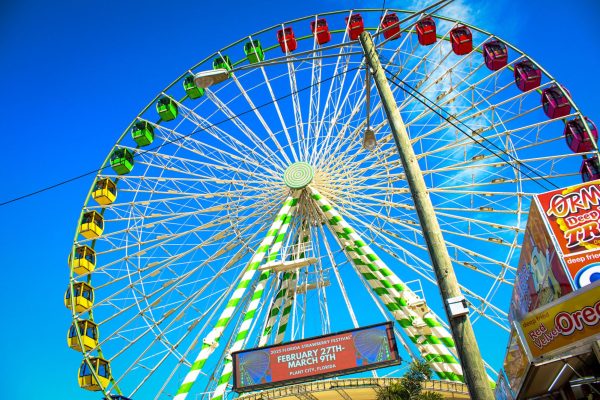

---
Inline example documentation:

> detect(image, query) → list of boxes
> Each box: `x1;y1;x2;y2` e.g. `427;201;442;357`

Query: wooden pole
359;31;494;400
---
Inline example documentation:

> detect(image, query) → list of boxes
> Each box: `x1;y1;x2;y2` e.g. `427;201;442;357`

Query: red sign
232;322;400;392
538;181;600;289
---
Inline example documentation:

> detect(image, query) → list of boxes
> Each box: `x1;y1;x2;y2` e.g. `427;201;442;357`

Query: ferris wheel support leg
359;32;494;398
259;271;292;346
173;192;300;400
274;270;297;344
211;197;299;400
260;222;310;346
308;187;462;381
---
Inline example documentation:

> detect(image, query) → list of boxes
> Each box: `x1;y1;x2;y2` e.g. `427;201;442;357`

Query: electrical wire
0;65;361;207
381;65;560;191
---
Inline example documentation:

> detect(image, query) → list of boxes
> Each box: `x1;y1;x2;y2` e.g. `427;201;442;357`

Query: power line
381;65;560;191
0;66;361;207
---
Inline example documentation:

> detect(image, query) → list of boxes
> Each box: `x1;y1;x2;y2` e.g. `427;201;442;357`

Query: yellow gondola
64;281;94;312
92;178;117;205
69;245;96;275
68;320;98;352
78;357;111;391
79;211;104;239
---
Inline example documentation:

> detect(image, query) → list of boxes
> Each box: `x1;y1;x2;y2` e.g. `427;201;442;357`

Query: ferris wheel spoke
88;202;272;293
229;64;293;166
256;65;300;162
340;200;513;282
169;99;283;170
203;88;287;170
151;123;282;178
131;147;280;186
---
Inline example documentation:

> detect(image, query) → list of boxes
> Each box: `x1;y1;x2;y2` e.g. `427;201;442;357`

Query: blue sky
0;0;599;398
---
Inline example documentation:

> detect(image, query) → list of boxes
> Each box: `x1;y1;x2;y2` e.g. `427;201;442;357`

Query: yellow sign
519;282;600;359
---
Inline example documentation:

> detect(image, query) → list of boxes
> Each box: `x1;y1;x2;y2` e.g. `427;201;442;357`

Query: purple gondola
514;59;541;91
581;156;600;182
483;40;508;70
565;117;598;153
542;85;572;119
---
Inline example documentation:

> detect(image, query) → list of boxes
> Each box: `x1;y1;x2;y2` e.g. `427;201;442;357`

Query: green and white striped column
309;186;463;381
260;222;309;346
210;197;298;400
173;193;300;400
259;271;291;346
274;270;297;345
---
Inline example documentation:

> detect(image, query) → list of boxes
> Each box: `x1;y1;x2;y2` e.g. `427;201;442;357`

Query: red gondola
483;40;508;70
310;18;331;45
514;59;541;91
450;25;472;55
542;85;572;119
564;117;598;153
277;27;297;53
581;156;600;182
380;13;401;40
416;17;436;46
345;13;364;41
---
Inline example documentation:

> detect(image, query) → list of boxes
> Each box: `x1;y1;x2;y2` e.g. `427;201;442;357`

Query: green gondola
244;40;264;64
183;75;205;99
156;96;178;121
213;55;232;71
131;120;154;147
110;148;134;175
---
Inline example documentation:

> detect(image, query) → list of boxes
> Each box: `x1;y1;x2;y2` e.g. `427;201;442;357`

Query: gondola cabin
514;59;541;92
64;282;94;313
183;75;205;100
310;18;331;45
542;85;572;119
69;245;96;275
277;27;297;53
345;13;364;40
79;212;104;239
565;117;598;153
131;120;154;147
68;320;98;352
213;55;232;71
380;13;401;40
104;397;133;400
581;156;600;182
244;40;264;64
92;178;117;205
483;40;508;70
416;17;436;45
110;148;134;175
156;96;178;121
450;26;472;55
78;357;111;391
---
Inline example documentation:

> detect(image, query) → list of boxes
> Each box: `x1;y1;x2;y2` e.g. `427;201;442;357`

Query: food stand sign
537;181;600;289
519;281;600;359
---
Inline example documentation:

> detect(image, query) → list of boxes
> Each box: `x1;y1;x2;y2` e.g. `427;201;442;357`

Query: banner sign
537;181;600;289
232;322;400;392
509;202;573;323
519;281;600;359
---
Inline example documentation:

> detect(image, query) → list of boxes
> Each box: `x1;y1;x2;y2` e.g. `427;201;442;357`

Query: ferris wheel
64;6;599;400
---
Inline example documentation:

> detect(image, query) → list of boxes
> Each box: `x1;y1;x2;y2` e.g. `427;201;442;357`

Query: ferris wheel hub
283;162;314;189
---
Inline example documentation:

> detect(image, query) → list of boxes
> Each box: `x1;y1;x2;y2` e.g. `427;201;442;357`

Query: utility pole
359;32;494;400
